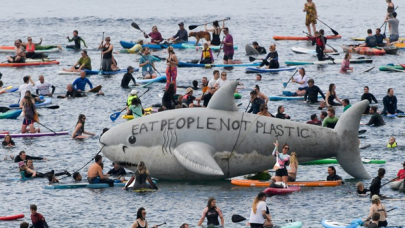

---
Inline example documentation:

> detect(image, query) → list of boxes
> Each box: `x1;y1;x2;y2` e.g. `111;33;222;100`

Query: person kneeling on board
123;161;158;191
200;43;214;64
87;155;114;187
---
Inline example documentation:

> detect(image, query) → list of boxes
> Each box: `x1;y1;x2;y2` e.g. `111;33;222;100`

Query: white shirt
294;75;308;89
216;79;227;88
18;83;34;100
249;201;267;224
208;78;218;88
35;81;53;95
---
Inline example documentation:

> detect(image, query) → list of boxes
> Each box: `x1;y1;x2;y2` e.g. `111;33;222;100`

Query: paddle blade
0;107;11;113
110;111;122;121
249;56;256;62
231;214;246;223
45;105;60;109
131;22;140;30
188;25;198;30
283;83;287;88
331;28;339;36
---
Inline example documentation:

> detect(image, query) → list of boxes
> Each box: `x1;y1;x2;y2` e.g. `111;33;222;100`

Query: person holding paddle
303;0;317;36
248;192;272;228
272;141;290;184
169;22;188;43
21;94;40;134
143;25;163;44
291;67;308;96
98;36;114;72
365;195;388;227
385;12;399;43
139;47;157;79
385;0;395;20
205;20;224;46
165;46;179;92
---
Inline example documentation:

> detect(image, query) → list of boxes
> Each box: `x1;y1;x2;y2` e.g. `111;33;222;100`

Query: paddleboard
87;85;102;93
58;69;130;75
0;46;60;53
350;37;405;41
273;35;342;41
245;44;260;55
0;213;24;221
0;60;59;67
285;58;373;66
302;158;385;165
45;182;126;189
184;44;238;51
379;65;405;71
263;186;301;195
178;61;261;68
9;98;52;109
245;66;296;73
291;47;339;55
0;131;69;138
231;179;341;187
120;40;196;49
137;75;166;84
269;95;322;101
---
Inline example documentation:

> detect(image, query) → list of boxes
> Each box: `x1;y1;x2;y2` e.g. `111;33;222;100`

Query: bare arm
98;41;104;50
217;208;224;226
102;44;113;54
131;221;138;228
71;123;82;138
325;91;331;106
335;93;342;104
169;54;179;66
97;166;107;179
197;208;208;225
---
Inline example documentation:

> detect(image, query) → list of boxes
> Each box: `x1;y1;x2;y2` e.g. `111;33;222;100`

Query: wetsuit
66;89;84;98
369;176;382;198
121;72;136;88
255;46;267;54
259;51;279;69
102;44;113;71
128;170;158;190
205;207;220;225
2;140;15;146
107;167;127;176
202;93;213;107
31;212;49;228
357;188;369;194
382;95;403;114
211;28;221;46
162;92;176;110
67;35;86;50
247;98;264;114
304;85;325;103
276;113;290;119
272;147;290;177
73;77;93;91
14;155;43;162
366;113;385;126
327;92;341;106
315;36;331;61
327;174;343;182
322;116;338;128
361;93;378;114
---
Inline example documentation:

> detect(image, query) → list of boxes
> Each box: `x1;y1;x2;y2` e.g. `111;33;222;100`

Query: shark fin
207;81;238;111
173;142;224;176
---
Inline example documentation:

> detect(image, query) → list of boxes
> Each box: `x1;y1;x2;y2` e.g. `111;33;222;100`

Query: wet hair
254;85;260;91
19;151;26;156
73;30;78;34
367;29;372;34
252;192;266;214
372;212;380;221
344;52;350;60
310;114;317;120
328;83;335;93
364;86;369;90
378;168;386;176
370;106;378;112
23;76;30;83
94;155;102;163
192;80;198;87
207;197;216;208
252;41;259;46
320;111;327;118
137;161;149;175
342;99;350;105
376;28;381;32
328;166;336;175
256;74;262;79
327;107;335;115
73;172;80;180
308;78;314;84
393;12;397;18
30;204;37;211
20;222;29;228
76;114;86;133
137;207;146;220
319;29;325;35
250;90;257;96
167;83;175;96
387;88;393;94
180;224;189;228
356;182;364;190
277;105;284;113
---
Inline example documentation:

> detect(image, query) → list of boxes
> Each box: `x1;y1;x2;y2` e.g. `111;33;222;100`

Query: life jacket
202;48;211;59
387;142;397;148
316;37;324;48
26;43;35;52
127;95;138;106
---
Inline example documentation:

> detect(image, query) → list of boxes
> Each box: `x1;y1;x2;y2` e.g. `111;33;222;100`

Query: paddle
381;172;405;188
363;66;374;73
244;101;251;113
283;70;298;89
131;22;146;34
42;105;59;109
156;222;166;227
109;88;150;121
98;32;104;75
309;13;339;35
0;107;10;113
188;17;230;30
34;121;57;134
379;6;398;29
138;53;164;88
302;31;338;52
217;36;226;58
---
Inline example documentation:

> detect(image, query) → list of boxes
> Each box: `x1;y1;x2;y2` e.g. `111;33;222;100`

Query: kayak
320;219;403;228
382;45;400;54
264;186;301;195
182;43;238;50
302;158;386;165
120;40;196;49
285;58;373;66
0;213;24;221
379;65;405;71
245;44;261;55
0;131;69;138
390;179;404;191
291;47;339;55
0;46;60;53
341;45;386;56
273;35;342;41
0;109;22;119
231;179;341;187
350;37;405;41
58;68;131;75
0;60;59;67
245;66;296;73
178;61;261;68
9;98;52;109
137;75;166;84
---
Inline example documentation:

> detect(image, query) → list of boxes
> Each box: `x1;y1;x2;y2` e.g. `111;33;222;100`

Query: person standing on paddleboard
303;0;317;36
222;27;237;64
205;20;224;46
166;46;178;93
385;12;399;43
197;197;224;227
98;36;114;72
272;140;291;184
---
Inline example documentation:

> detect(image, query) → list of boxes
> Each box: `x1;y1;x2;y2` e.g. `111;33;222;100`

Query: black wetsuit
366;113;385;126
361;93;378;114
162;92;176;110
259;52;279;69
256;46;267;54
276;113;291;119
202;93;213;107
66;89;84;98
205;207;220;226
121;72;136;88
67;36;86;49
357;188;369;194
304;85;325;103
14;155;43;162
247;98;264;114
327;93;341;106
382;95;403;114
369;176;382;198
2;140;15;146
107;167;127;176
327;174;343;183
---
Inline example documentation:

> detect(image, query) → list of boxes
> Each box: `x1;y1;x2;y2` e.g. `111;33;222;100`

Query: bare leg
143;74;152;79
7;56;13;62
306;25;312;36
296;90;306;96
74;135;88;139
21;124;27;133
312;23;316;36
282;175;289;184
152;72;157;78
274;176;282;182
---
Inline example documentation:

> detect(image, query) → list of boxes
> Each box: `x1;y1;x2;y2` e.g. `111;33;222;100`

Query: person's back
365;35;377;47
367;112;385;126
87;163;100;178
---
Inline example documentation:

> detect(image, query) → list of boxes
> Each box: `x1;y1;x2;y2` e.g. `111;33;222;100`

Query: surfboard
245;44;260;55
87;85;102;93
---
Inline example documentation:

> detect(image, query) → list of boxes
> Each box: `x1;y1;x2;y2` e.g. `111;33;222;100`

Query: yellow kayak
122;107;155;119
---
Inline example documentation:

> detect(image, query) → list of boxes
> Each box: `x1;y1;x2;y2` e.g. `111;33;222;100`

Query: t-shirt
129;44;143;53
343;104;352;112
397;169;405;180
35;81;53;95
387;18;399;36
129;105;143;118
139;54;154;72
249;201;267;224
223;34;234;55
77;56;92;70
216;79;227;88
365;35;377;47
294;75;308;88
208;78;218;88
31;212;46;228
19;83;34;100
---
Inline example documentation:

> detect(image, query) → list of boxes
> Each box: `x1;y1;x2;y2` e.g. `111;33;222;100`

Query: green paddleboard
302;158;385;165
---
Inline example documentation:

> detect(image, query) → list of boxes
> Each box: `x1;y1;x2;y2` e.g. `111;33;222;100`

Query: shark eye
128;136;136;144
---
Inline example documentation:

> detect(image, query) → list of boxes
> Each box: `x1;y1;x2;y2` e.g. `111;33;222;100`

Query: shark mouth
116;161;138;168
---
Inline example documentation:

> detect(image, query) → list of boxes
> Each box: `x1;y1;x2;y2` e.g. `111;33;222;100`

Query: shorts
275;168;288;177
389;34;399;42
142;70;155;77
22;119;34;125
223;54;234;61
298;87;308;91
11;56;25;63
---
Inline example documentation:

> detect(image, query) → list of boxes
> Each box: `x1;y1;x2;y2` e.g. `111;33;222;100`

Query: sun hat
130;90;138;95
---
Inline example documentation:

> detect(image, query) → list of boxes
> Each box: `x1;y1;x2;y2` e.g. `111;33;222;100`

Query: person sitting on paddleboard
63;50;92;72
2;134;15;147
123;161;158;191
396;161;405;180
257;44;279;69
66;30;87;50
275;105;290;119
127;97;143;118
121;66;137;88
272;140;290;185
252;41;267;54
361;86;378;114
369;168;385;198
87;155;114;187
143;25;163;44
7;39;26;63
197;197;224;227
382;88;403;115
318;29;335;53
169;22;188;44
201;86;216;108
73;71;93;92
361;106;385;127
292;67;309;96
340;53;353;74
200;43;214;64
356;182;369;195
107;162;127;176
326;166;344;184
365;195;388;227
126;89;143;113
304;79;326;109
313;31;333;61
21;36;45;59
374;28;387;47
14;151;46;163
205;20;224;46
387;136;397;148
35;75;55;97
72;114;95;139
182;87;201;107
248;90;264;115
130;207;158;228
360;29;377;47
139;47;157;79
248;192;272;228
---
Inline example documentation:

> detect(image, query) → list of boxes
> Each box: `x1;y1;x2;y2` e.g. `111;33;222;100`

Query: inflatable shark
100;81;371;180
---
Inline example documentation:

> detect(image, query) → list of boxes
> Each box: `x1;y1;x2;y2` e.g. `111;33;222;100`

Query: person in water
342;99;351;112
87;155;114;187
303;0;317;36
257;44;279;69
248;90;264;114
2;134;15;147
325;83;342;107
326;166;343;184
356;182;369;195
58;84;84;99
121;66;137;88
107;162;127;176
382;88;403;115
322;108;338;128
396;161;405;180
252;41;267;54
19;161;70;179
360;29;377;47
257;104;273;117
340;52;353;73
131;207;158;228
365;195;388;227
200;43;214;64
387;136;397;148
272;140;291;184
143;25;164;44
256;74;262;81
249;192;272;228
306;114;322;125
73;71;93;92
361;86;378;114
123;161;158;191
72;114;95;139
30;204;49;228
201;87;216;107
162;83;177;110
169;22;188;43
304;78;325;105
363;106;385;127
275;105;290;119
14;151;46;162
66;30;87;50
197;197;224;226
63;50;92;72
369;168;385;198
292;67;308;96
204;20;224;46
7;39;26;63
73;172;82;181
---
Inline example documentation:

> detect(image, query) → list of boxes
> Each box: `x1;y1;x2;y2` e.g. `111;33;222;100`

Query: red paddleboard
400;64;405;69
263;186;301;195
0;213;24;221
0;131;9;134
